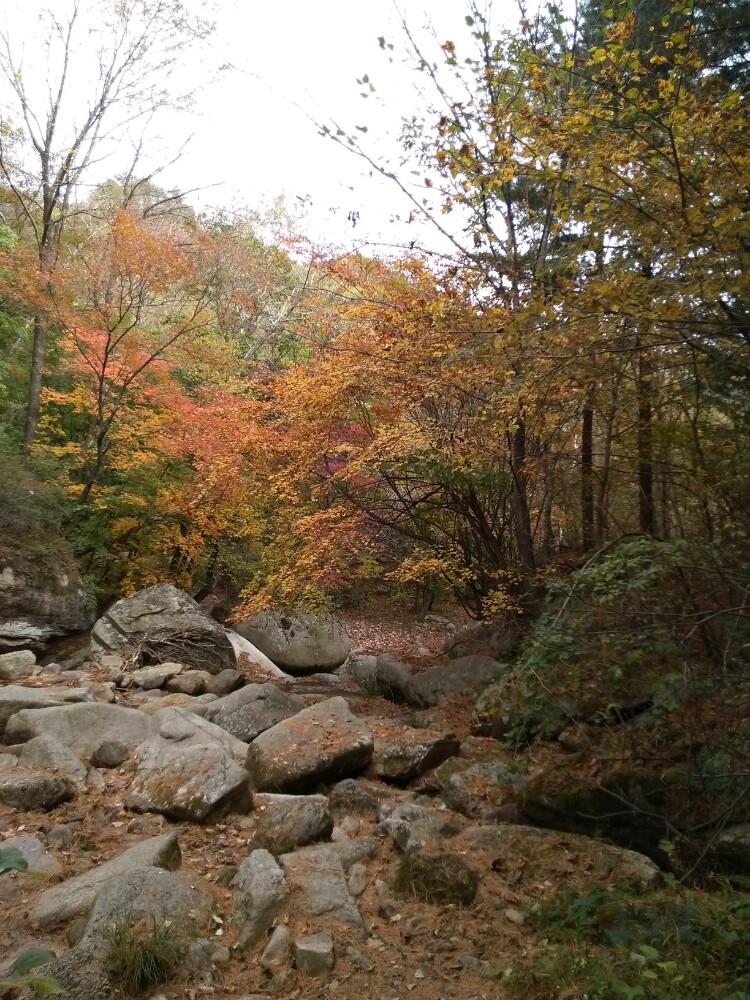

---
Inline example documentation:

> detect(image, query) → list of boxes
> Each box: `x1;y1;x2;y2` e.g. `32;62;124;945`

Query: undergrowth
104;914;184;995
499;882;750;1000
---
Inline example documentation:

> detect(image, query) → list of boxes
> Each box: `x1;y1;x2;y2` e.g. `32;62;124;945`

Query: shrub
104;914;185;995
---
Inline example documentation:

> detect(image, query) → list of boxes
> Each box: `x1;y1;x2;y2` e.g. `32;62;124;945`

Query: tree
0;0;212;448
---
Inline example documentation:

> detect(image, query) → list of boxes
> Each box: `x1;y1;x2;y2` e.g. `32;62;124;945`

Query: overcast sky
1;0;525;253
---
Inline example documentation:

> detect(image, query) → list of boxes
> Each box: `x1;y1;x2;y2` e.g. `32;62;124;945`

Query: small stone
504;907;525;925
204;669;245;697
47;824;74;850
347;863;367;898
91;740;130;768
189;938;231;967
414;969;426;979
126;817;148;834
294;930;335;976
260;925;292;971
377;898;400;920
345;945;374;972
460;955;480;970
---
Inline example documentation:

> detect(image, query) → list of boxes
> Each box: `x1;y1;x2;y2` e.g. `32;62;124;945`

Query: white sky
1;0;525;253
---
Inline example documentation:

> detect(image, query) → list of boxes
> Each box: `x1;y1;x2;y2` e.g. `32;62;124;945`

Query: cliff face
0;541;95;650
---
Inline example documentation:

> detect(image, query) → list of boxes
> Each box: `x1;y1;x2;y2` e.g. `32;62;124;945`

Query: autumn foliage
0;1;747;618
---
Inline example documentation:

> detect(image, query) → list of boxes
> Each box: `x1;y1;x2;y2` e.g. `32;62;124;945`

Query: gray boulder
435;759;527;818
407;655;506;707
131;663;183;689
77;867;212;954
0;763;76;810
91;582;236;675
233;610;351;674
245;697;373;793
125;740;251;821
0;684;95;738
29;831;182;930
339;654;415;703
0;544;94;651
10;734;88;784
280;845;365;934
252;793;333;854
0;649;36;681
0;833;62;877
4;702;149;762
294;930;335;976
147;705;248;760
373;732;460;783
232;849;290;948
205;683;305;743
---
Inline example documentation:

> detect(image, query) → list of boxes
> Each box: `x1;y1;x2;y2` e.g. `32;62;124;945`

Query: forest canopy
0;0;747;622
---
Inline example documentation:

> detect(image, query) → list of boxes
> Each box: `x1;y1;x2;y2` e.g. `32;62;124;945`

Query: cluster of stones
0;583;668;996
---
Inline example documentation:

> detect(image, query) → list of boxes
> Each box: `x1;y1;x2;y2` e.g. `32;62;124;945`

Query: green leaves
0;846;28;875
9;950;57;977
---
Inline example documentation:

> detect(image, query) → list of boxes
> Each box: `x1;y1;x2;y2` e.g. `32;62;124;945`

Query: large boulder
29;831;182;930
125;740;251;821
252;793;333;855
339;654;415;703
0;685;95;738
407;655;507;708
279;844;365;934
90;583;236;675
0;761;77;810
4;702;149;762
0;543;95;651
245;697;373;793
203;683;305;743
232;849;290;948
233;610;351;674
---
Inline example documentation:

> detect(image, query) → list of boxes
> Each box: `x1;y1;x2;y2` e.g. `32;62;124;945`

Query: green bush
500;883;750;1000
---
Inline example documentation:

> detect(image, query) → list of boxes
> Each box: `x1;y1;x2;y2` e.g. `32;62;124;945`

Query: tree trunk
581;392;595;551
637;340;655;535
22;313;47;451
510;421;536;585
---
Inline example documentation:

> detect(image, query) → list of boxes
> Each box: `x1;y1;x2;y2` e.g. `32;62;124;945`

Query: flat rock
226;630;286;678
0;685;95;738
0;834;62;877
138;692;217;714
90;582;236;675
29;831;182;930
280;845;365;934
234;611;351;674
125;740;250;821
407;656;506;708
205;683;305;743
4;701;149;763
252;793;333;854
232;848;290;948
245;697;373;793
